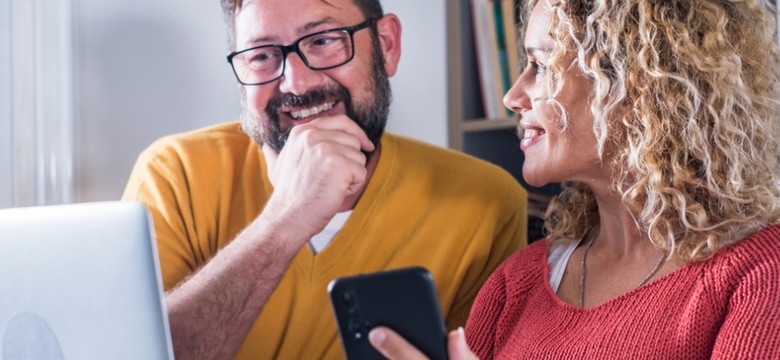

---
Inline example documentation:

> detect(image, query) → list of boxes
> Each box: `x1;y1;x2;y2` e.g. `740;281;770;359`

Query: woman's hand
368;326;479;360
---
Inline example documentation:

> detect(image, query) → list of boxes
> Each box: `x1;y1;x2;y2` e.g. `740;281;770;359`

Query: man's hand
165;115;375;360
368;326;479;360
261;115;375;244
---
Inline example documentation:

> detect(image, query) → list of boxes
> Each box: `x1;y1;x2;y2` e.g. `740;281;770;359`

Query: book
493;0;510;96
470;0;506;119
501;0;521;87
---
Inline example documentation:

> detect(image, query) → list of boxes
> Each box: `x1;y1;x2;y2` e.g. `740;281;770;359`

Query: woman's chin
521;169;552;188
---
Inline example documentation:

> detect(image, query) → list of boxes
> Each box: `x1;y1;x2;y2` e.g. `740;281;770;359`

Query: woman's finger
368;327;429;360
448;327;479;360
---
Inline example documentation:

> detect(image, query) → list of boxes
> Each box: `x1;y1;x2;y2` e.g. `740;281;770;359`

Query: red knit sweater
465;225;780;359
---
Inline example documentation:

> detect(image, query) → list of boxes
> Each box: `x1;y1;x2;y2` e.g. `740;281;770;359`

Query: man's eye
250;51;277;63
311;36;337;47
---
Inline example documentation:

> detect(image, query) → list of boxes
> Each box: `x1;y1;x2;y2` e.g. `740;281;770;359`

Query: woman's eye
530;61;546;74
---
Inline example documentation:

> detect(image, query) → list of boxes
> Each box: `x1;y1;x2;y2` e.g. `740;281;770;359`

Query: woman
370;0;780;358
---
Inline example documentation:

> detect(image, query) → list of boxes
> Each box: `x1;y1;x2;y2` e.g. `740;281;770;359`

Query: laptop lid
0;201;174;360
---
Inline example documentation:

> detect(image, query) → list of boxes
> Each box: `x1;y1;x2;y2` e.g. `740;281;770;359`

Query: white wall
75;1;240;201
383;0;447;147
74;0;447;202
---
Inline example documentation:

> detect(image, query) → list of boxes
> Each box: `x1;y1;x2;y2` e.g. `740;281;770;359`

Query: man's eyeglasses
227;19;376;86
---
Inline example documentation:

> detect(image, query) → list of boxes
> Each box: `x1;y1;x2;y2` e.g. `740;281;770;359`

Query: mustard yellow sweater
122;122;527;360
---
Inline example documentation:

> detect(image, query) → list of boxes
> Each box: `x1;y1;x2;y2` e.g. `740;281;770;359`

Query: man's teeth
523;129;545;138
290;102;335;120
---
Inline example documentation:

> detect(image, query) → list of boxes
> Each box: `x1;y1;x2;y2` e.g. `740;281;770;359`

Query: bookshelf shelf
462;118;516;132
447;0;559;242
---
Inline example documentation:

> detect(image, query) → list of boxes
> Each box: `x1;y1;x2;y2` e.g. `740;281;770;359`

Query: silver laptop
0;201;174;360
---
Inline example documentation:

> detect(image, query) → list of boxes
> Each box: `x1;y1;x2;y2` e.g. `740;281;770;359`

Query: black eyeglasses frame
226;18;376;86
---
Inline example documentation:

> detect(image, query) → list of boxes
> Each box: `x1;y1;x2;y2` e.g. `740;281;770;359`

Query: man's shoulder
385;133;526;196
142;121;255;158
385;133;480;161
150;121;250;147
386;133;517;177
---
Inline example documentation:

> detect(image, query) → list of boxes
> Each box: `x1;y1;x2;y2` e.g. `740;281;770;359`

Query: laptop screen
0;201;174;360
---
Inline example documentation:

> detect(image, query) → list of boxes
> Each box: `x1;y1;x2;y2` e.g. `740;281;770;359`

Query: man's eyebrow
246;17;341;45
299;17;339;33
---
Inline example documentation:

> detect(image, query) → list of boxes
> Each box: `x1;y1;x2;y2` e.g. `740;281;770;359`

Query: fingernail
369;329;386;344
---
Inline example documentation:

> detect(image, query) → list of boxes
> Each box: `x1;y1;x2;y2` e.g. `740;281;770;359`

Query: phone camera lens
341;290;358;314
347;317;367;343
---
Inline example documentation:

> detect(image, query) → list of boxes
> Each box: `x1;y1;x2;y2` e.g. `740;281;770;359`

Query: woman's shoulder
716;224;780;262
489;240;550;286
469;240;550;318
703;224;780;285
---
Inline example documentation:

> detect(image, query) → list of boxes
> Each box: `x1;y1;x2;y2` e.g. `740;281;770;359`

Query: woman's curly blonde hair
525;0;780;261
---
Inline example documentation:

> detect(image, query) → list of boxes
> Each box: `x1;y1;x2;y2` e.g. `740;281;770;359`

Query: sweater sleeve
122;141;201;291
464;262;509;359
445;193;527;329
711;237;780;358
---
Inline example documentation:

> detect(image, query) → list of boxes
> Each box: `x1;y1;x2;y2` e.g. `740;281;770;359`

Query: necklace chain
579;231;666;308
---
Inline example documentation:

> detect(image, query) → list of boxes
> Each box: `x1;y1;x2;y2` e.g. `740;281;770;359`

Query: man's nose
278;52;322;96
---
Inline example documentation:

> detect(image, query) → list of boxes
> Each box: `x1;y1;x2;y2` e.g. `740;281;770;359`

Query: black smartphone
327;267;449;360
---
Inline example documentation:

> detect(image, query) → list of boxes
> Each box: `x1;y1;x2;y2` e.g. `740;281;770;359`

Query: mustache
266;85;351;113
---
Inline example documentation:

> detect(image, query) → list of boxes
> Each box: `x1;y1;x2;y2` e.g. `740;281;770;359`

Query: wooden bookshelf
447;0;519;150
462;117;516;132
447;0;559;242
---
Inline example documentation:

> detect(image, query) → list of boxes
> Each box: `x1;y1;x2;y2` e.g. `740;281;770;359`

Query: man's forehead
237;0;358;20
235;0;363;44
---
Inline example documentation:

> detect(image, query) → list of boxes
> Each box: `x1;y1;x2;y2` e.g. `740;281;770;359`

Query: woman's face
505;2;608;188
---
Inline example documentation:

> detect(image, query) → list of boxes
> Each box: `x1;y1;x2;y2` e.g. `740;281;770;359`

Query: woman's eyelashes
524;60;546;79
531;61;546;75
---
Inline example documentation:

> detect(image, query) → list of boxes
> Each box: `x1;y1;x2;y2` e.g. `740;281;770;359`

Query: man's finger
308;115;375;152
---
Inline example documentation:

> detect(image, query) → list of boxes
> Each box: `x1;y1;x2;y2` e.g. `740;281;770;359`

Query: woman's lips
519;126;545;151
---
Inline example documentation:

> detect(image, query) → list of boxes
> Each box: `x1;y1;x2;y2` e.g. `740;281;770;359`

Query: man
122;0;528;358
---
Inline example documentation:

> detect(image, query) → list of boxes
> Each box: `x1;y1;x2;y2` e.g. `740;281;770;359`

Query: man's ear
375;13;402;77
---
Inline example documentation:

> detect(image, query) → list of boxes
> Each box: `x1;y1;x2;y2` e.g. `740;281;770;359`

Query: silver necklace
579;232;666;308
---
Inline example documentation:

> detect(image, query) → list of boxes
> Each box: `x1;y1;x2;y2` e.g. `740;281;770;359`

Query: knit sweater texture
466;225;780;359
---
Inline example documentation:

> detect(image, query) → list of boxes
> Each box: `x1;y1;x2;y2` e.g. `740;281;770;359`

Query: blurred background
0;0;448;208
